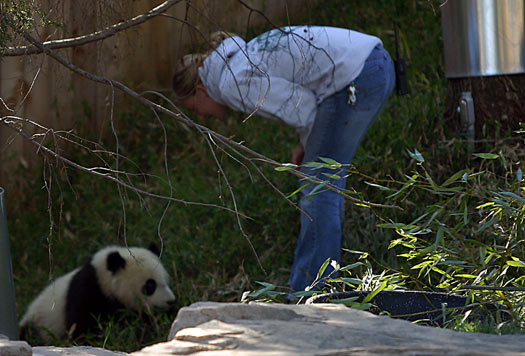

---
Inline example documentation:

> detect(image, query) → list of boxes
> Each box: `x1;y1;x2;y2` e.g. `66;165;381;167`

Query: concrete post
0;187;18;339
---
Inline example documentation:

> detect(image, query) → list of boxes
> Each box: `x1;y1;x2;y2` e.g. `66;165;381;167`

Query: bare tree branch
6;11;401;212
3;0;182;56
0;115;251;217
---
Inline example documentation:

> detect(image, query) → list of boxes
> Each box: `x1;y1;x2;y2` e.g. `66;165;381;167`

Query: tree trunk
444;74;525;140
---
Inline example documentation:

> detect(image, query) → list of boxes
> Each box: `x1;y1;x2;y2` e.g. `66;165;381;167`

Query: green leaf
411;261;432;270
476;202;494;209
476;216;500;233
319;157;342;168
507;260;525;268
499;191;525;203
246;282;276;298
336;277;362;285
322;173;342;180
441;169;468;187
293;290;316;298
308;181;329;197
473;153;499;159
302;162;326;169
439;260;471;267
315;257;331;280
287;183;310;198
342;249;367;255
328;296;360;304
363;280;388;303
455;274;477;279
425;171;439;190
465;239;492;251
515;275;525;283
364;181;392;191
377;222;418;229
349;302;373;311
339;262;364;271
387;180;414;199
408;148;425;162
274;163;298;171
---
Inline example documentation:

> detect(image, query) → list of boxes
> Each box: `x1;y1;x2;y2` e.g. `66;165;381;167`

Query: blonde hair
172;31;236;101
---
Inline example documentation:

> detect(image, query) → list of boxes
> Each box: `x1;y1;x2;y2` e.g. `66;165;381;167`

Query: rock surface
0;338;32;356
4;302;525;355
32;346;129;356
132;302;525;356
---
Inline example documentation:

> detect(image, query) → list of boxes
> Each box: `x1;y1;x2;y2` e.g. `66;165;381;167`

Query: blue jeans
289;44;395;292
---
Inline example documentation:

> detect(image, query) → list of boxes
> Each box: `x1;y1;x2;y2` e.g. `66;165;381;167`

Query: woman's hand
292;143;305;166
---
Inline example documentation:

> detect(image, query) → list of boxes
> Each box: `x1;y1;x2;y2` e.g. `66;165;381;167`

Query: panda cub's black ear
148;242;161;256
107;251;126;274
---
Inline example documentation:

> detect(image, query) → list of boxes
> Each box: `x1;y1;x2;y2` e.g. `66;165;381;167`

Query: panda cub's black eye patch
142;279;157;296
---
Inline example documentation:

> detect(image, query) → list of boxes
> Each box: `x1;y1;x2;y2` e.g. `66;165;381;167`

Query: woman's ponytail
173;31;237;101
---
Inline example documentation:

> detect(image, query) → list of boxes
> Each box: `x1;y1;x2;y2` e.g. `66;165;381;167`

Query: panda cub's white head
92;245;175;310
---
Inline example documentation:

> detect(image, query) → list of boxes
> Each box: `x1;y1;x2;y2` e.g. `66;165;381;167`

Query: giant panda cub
20;244;175;341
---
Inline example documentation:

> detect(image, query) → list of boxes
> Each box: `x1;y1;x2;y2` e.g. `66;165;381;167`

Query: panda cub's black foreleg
65;257;123;339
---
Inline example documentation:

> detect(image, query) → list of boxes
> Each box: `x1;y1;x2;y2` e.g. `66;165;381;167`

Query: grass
6;0;524;352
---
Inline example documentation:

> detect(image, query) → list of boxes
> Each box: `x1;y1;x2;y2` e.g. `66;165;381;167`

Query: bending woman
172;26;395;294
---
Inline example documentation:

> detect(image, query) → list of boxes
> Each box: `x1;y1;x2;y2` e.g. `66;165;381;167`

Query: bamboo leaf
499;191;525;203
506;260;525;268
319;157;342;168
336;277;362;285
363;280;388;303
340;262;364;271
476;216;500;233
364;181;392;191
408;149;425;163
322;173;342;180
302;162;325;169
328;296;360;304
473;153;499;159
274;163;298;171
308;181;329;197
441;169;468;187
316;257;331;280
455;274;477;279
287;183;310;198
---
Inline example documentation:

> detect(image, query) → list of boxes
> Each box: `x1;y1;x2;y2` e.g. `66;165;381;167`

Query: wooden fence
0;0;310;197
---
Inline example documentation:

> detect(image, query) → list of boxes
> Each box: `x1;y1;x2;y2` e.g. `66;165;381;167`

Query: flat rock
132;302;525;356
0;339;32;356
32;346;129;356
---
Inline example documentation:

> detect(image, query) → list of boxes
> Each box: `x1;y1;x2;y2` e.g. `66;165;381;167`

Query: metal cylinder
0;187;18;340
441;0;525;78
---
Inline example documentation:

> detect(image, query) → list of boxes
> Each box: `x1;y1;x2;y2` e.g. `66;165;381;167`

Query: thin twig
1;116;249;218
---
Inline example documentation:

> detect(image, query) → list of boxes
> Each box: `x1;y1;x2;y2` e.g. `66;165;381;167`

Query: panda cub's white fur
20;245;175;341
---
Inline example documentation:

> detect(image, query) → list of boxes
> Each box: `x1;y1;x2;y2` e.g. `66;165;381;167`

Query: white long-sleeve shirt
199;26;382;145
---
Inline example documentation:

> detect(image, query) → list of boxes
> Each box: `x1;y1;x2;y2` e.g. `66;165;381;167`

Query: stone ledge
0;339;32;356
6;302;525;356
133;302;525;356
32;346;129;356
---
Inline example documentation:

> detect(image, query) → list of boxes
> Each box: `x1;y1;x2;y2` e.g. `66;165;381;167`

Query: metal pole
459;91;476;151
0;187;18;340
